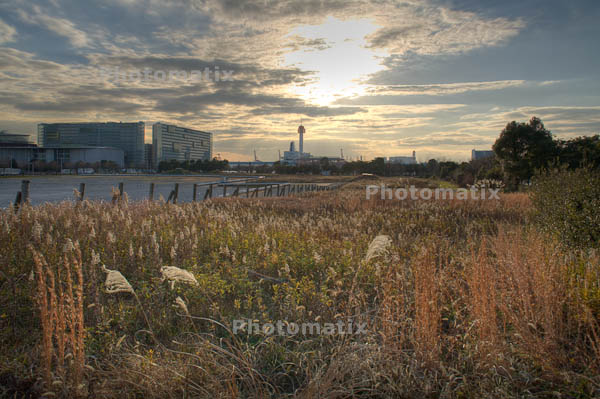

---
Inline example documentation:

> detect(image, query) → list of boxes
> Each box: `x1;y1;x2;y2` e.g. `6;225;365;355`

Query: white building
152;123;212;168
387;151;417;164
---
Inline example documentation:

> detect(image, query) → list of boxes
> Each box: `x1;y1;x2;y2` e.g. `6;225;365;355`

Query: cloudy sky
0;0;599;161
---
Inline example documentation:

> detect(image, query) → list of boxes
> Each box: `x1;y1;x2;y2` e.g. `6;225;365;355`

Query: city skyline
0;0;599;161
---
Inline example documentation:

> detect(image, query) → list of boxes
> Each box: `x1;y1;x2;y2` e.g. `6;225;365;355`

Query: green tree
493;117;556;190
556;135;600;169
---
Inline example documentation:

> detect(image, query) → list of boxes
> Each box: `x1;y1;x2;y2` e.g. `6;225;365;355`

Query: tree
556;135;600;169
493;117;556;190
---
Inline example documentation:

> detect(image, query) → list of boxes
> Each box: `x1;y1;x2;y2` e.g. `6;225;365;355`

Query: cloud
0;19;16;44
367;8;525;55
0;0;597;162
13;97;145;114
16;5;92;48
284;36;332;52
88;54;315;87
250;105;365;117
366;80;527;96
397;132;493;147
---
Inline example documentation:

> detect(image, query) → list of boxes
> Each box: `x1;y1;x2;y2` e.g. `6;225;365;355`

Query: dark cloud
90;55;315;87
13;98;144;113
155;90;300;113
201;0;356;23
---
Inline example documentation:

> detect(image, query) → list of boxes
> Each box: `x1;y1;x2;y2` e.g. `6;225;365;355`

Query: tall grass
0;185;599;397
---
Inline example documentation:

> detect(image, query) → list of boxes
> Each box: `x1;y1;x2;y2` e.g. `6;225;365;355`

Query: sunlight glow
283;17;387;106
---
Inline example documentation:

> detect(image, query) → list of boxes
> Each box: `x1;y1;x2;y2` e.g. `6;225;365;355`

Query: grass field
1;178;599;398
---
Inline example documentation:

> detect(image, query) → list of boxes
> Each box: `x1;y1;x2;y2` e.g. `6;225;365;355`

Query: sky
0;0;599;161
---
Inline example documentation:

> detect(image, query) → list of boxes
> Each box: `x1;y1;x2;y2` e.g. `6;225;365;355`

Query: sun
283;17;387;106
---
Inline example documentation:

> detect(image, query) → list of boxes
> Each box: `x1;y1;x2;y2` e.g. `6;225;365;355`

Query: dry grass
30;239;85;392
0;184;599;397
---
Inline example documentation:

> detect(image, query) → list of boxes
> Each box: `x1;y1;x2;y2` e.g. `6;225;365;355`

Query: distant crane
254;149;259;162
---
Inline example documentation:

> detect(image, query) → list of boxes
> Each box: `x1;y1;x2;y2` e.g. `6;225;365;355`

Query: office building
0;131;35;146
144;143;153;169
37;122;145;167
0;145;124;168
152;123;212;168
471;149;495;161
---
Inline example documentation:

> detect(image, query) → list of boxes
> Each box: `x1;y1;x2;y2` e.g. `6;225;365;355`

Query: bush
531;166;600;248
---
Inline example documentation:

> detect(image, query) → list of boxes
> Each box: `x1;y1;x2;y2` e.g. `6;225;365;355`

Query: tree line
157;158;229;173
153;117;600;191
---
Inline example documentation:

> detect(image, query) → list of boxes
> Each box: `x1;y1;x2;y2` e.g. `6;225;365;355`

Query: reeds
1;185;599;397
30;240;85;390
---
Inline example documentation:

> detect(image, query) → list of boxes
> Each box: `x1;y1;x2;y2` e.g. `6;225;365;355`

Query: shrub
531;165;600;248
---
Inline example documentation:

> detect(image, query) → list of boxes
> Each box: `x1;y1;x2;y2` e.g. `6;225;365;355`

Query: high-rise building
144;143;153;169
37;122;145;167
152;123;212;168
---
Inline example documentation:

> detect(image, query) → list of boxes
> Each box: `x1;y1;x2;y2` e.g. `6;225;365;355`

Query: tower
298;121;305;155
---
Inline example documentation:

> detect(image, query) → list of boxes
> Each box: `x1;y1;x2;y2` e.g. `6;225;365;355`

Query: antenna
340;148;344;159
254;149;258;161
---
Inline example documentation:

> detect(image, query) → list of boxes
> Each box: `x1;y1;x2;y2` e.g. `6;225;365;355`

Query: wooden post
149;183;155;201
245;184;249;198
79;183;85;201
204;184;213;200
233;186;240;197
223;184;227;197
14;191;22;212
173;183;179;204
20;180;30;204
193;184;198;202
118;182;124;201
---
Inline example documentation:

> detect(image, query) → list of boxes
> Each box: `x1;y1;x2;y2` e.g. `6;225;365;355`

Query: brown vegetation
0;182;598;397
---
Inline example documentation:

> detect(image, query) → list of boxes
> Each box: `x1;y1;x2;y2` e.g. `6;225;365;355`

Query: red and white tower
298;122;305;155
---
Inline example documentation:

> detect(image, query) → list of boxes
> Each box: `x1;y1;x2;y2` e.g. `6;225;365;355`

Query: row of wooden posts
13;180;341;210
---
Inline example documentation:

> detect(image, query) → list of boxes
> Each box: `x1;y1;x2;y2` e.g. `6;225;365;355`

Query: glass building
37;122;145;167
152;123;212;168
